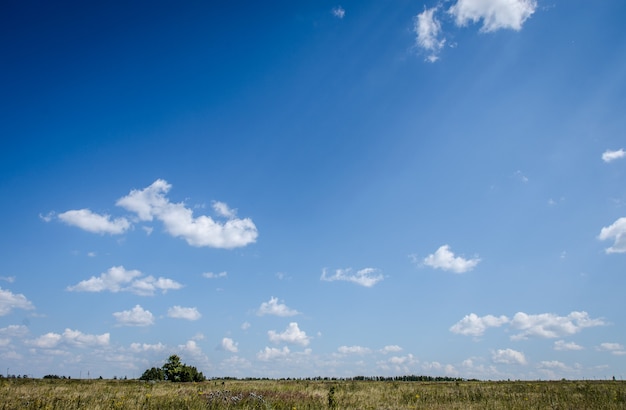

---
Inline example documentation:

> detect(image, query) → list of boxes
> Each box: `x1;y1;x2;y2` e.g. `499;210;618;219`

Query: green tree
139;367;165;381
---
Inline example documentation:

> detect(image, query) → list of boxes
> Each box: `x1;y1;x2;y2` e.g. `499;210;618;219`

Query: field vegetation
1;377;625;409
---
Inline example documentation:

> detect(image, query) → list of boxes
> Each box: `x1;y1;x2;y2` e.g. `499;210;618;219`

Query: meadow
1;377;625;409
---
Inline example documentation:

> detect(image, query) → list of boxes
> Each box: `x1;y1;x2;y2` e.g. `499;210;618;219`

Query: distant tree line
140;355;205;382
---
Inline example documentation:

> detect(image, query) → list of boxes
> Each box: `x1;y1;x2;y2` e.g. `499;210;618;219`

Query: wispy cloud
57;209;130;235
113;305;154;327
167;306;201;321
202;271;227;279
602;148;625;163
67;266;182;296
597;342;626;356
598;217;626;253
554;340;584;351
422;245;480;273
321;267;384;287
332;6;345;19
337;345;372;355
414;6;445;62
256;297;299;317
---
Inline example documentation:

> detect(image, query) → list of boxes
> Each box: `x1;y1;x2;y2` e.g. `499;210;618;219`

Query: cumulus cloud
451;311;604;341
320;267;384;287
0;324;29;338
597;342;626;356
256;297;299;317
0;287;35;316
57;209;130;235
492;348;527;365
554;340;584;351
113;305;154;327
413;0;536;63
509;311;605;341
449;0;537;32
29;329;109;349
450;313;509;337
381;345;403;354
116;179;258;249
268;322;311;346
221;337;239;353
67;266;182;296
602;148;625;163
338;345;372;355
414;6;445;62
257;346;290;361
598;217;626;254
332;6;345;19
422;245;480;273
167;306;201;321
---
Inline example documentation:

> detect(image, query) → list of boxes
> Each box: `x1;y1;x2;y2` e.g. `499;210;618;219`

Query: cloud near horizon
451;311;605;340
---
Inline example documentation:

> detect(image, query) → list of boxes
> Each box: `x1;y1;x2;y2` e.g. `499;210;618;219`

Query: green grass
1;378;625;409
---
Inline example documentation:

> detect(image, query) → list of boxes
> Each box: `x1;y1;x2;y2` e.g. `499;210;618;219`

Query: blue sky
1;0;625;380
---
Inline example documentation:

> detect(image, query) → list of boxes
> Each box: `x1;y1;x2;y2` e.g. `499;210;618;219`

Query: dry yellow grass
1;378;625;409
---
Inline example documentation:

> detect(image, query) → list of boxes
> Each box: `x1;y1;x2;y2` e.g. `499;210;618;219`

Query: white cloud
423;245;480;273
57;209;130;235
332;6;345;19
212;201;236;218
257;346;290;361
221;337;238;353
257;297;299;317
597;342;626;356
492;348;527;365
0;287;35;316
268;322;311;346
554;340;584;351
29;329;109;349
598;217;626;254
338;345;372;355
320;267;384;287
450;313;509;337
602;148;625;163
113;305;154;327
202;271;227;279
67;266;182;296
116;179;258;249
510;311;605;340
0;324;29;338
0;276;16;283
241;321;251;330
449;0;537;32
381;345;403;354
167;306;201;321
414;7;445;62
129;342;165;353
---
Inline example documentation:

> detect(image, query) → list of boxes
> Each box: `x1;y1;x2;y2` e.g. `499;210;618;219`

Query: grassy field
1;378;625;409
